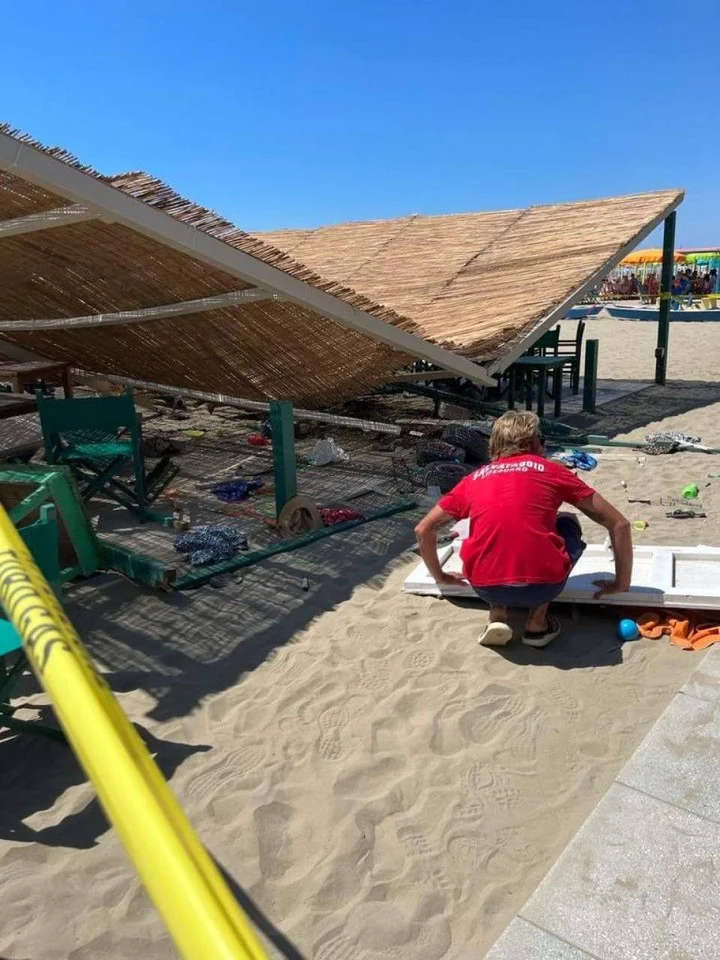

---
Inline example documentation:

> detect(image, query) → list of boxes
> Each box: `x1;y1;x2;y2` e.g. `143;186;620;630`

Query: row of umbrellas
622;248;720;266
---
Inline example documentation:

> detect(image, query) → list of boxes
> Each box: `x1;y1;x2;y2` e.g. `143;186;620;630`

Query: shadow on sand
563;379;720;438
63;513;418;724
0;720;209;848
446;599;626;669
0;720;306;958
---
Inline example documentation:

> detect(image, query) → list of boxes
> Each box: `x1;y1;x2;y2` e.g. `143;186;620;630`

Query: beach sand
1;317;719;959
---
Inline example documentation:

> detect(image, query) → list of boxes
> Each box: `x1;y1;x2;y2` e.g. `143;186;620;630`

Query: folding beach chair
37;389;177;520
0;504;66;742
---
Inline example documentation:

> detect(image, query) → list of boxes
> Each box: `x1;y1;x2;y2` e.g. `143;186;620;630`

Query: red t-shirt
438;455;595;587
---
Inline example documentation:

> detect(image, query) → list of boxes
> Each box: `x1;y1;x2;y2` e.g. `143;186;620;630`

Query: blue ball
618;618;640;641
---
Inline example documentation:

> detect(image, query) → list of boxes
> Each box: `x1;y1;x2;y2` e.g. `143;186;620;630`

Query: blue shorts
472;515;586;608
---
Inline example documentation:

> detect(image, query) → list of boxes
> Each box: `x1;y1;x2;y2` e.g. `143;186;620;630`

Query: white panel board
403;542;720;610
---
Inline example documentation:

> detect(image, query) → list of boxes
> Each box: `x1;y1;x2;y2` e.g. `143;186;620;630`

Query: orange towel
637;611;720;651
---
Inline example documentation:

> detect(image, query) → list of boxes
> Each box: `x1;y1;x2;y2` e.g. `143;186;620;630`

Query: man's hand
437;571;467;587
593;578;630;600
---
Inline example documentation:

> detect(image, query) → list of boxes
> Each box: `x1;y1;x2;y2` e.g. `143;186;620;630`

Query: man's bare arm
414;505;465;585
576;492;633;598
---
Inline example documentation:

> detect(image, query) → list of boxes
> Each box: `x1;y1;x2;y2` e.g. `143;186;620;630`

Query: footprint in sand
448;833;485;873
184;742;266;805
429;701;467;755
463;762;493;794
545;680;581;721
404;649;435;671
490;778;521;808
253;800;295;880
316;703;350;760
359;662;391;693
397;825;453;893
313;930;359;960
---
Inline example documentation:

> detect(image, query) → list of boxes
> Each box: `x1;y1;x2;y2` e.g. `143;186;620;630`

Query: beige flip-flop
478;622;513;646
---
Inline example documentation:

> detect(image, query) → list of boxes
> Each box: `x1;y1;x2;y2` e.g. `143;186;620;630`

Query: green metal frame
0;504;67;743
270;400;297;517
171;399;421;589
582;339;599;413
655;211;676;386
0;463;175;589
173;499;417;590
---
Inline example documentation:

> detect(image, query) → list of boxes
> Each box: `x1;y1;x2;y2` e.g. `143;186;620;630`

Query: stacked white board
404;523;720;610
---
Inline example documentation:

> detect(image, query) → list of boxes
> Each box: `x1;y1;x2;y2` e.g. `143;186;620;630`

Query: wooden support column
270;401;297;518
655;211;676;386
583;339;599;413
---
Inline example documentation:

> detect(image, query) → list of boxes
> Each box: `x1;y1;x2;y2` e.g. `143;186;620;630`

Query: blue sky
2;0;718;245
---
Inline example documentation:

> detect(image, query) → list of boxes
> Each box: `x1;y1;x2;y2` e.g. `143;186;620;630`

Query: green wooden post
270;401;297;518
655;211;676;386
582;339;599;413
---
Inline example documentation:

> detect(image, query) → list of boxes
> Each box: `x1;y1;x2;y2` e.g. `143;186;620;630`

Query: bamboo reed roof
0;125;683;407
258;189;684;363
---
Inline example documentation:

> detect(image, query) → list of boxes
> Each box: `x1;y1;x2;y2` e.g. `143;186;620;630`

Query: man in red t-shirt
415;411;632;648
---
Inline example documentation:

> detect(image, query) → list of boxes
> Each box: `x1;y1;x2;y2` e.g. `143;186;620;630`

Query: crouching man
415;412;632;647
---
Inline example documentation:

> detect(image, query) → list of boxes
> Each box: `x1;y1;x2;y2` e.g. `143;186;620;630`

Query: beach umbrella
621;248;687;265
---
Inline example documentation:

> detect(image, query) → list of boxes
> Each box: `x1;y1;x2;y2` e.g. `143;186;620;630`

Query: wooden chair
556;319;586;395
0;504;66;742
513;328;561;401
37;389;177;520
524;328;560;357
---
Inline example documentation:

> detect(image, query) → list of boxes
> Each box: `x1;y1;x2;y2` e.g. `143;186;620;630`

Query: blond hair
489;411;541;460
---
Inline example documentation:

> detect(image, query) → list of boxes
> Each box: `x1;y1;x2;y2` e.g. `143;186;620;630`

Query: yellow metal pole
0;505;267;960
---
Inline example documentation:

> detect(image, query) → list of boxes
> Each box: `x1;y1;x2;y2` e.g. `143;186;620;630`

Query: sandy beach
2;316;719;959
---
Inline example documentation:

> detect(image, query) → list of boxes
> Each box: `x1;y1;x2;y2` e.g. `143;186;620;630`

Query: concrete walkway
486;644;720;959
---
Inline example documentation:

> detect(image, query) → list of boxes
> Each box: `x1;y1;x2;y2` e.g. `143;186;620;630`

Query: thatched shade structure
0;126;683;407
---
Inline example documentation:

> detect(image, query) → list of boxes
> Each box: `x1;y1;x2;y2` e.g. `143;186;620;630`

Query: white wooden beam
0;132;495;387
0;288;275;332
393;368;459;382
486;194;684;376
0;203;96;239
72;370;403;435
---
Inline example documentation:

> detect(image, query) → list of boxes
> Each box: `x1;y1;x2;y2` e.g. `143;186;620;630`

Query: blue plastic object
618;618;640;641
557;450;598;471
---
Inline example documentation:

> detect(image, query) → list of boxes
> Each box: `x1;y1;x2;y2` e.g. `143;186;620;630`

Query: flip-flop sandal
522;616;562;648
478;622;513;647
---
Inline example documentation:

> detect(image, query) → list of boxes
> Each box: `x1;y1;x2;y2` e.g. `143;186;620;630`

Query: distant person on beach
415;412;633;648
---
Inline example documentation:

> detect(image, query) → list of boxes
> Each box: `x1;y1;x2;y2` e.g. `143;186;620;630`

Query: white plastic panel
404;543;720;610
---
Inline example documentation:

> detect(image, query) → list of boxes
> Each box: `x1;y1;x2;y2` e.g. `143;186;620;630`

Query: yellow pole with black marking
0;505;267;960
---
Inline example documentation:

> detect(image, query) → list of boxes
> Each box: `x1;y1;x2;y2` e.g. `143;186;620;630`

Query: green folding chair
37;389;177;521
0;504;66;743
